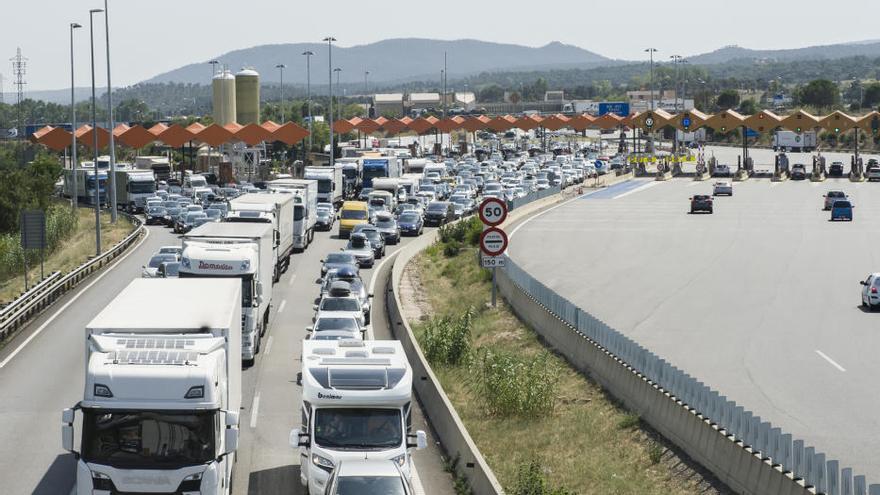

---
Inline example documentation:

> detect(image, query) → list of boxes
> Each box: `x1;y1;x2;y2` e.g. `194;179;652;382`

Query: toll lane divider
498;256;877;495
0;212;145;342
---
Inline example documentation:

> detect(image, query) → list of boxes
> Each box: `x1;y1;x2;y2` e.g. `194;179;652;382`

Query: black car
352;225;386;259
791;164;807;180
424;201;455;226
320;252;359;277
373;214;401;245
145;206;166;225
828;162;845;177
398;211;424;236
690;195;713;214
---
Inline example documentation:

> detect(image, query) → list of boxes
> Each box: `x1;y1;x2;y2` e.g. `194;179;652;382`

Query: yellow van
338;201;369;238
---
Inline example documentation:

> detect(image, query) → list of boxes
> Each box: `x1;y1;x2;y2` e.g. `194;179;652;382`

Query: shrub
443;240;461;257
512;459;575;495
472;348;560;417
617;412;640;430
649;443;664;465
0;204;78;281
420;308;474;366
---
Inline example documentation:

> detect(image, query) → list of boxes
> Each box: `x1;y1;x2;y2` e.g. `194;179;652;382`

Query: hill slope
688;41;880;65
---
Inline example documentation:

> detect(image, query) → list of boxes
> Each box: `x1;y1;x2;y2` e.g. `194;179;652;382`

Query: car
144;205;166;225
307;314;365;340
373;213;401;245
320;252;359;277
338;201;370;239
343;233;375;268
397;211;424;236
424;201;454;226
157;246;183;257
823;191;848;210
352;225;386;259
316;203;336;231
867;165;880;182
318;266;371;322
690;195;713;214
712;181;733;196
535;179;551;191
180;212;207;233
791;164;807;180
323;460;415;495
830;199;853;221
712;164;731;177
142;253;178;278
157;261;180;278
163;202;182;226
357;188;373;202
394;203;422;219
860;273;880;311
828;161;845;177
313;283;366;328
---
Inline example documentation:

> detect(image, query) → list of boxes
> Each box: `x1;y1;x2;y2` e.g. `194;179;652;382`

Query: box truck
338;159;362;198
63;168;108;206
267;179;318;250
181;223;274;363
62;278;241;495
290;340;427;495
228;193;295;283
304;165;345;206
361;157;401;189
772;130;817;153
135;155;172;182
114;169;156;212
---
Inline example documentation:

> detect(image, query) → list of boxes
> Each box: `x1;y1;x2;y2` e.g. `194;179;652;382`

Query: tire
708;208;713;214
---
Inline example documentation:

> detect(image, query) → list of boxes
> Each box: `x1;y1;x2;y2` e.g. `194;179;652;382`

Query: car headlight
391;453;407;467
312;453;335;472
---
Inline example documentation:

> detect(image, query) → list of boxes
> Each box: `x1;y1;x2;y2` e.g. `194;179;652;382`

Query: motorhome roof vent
313;348;336;356
111;350;199;365
344;350;368;359
372;346;395;355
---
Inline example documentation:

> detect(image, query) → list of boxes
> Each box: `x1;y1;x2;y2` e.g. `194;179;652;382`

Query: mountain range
687;41;880;65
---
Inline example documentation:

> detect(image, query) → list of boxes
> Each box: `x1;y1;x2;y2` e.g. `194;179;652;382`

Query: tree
863;83;880;108
738;98;758;115
797;79;839;108
716;89;740;109
478;84;504;103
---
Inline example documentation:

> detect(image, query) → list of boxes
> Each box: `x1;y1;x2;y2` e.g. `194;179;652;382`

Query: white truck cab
291;340;427;495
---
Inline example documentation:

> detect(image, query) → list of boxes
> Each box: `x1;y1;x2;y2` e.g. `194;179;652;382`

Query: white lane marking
613;180;660;199
288;273;297;286
815;350;846;372
264;336;274;356
0;225;151;369
368;251;397;296
411;461;425;495
277;300;287;314
687;181;704;187
249;393;261;428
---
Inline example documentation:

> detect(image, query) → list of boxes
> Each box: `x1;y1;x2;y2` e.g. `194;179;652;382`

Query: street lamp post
209;59;219;77
89;8;104;255
276;63;286;122
323;37;336;167
302;50;314;152
645;48;658;111
670;55;681;112
70;22;82;209
103;0;118;222
334;67;342;126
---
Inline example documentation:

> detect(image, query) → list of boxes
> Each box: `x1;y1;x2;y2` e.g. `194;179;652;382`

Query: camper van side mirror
224;428;239;455
290;428;310;448
306;326;314;332
407;430;428;450
61;408;77;455
225;410;240;427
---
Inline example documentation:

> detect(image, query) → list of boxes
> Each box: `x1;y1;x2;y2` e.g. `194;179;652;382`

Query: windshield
130;181;156;194
316;180;332;193
399;213;420;223
314;408;402;450
349;237;369;249
294;205;305;221
341;209;367;220
315;317;359;332
375;219;395;229
320;298;361;312
335;476;407;494
147;207;165;215
326;253;356;264
162;263;180;277
81;409;215;469
833;201;852;208
148;255;176;268
427;203;447;212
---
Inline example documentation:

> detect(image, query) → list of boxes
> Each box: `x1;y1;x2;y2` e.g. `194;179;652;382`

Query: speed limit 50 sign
479;198;508;226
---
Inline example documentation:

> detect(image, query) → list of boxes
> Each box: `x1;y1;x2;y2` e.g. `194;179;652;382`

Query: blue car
830;200;853;221
398;211;424;236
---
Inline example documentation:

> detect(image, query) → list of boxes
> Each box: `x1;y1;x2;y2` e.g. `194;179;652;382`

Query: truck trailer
62;278;242;495
267;179;318;251
114;168;156;212
63;168;108;206
228;193;295;283
772;130;817;153
181;223;274;363
304;165;345;206
361;156;401;189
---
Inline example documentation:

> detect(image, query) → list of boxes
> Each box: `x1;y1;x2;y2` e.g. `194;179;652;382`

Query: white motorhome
399;174;421;199
62;279;241;495
135;155;172;182
114;169;156;212
405;158;427;175
181;223;274;363
228;193;295;283
304;165;345;206
267;179;318;250
372;178;406;205
290;340;427;495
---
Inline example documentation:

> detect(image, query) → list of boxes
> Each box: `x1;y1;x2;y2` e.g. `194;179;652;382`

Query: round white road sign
479;198;508;226
480;227;508;256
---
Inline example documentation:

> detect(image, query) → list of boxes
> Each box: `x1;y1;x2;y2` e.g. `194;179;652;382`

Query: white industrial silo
235;68;260;125
212;69;236;125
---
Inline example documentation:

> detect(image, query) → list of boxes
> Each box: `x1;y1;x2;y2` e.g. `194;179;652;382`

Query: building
453;92;476;111
627;90;677;105
373;93;404;117
408;92;441;111
544;90;565;102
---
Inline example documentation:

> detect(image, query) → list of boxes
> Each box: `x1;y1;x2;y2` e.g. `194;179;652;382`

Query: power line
10;47;28;135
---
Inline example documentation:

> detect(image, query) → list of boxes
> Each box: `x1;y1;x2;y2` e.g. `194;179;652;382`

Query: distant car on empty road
823;191;848;210
712;181;733;196
860;273;880;311
828;161;845;177
712;164;731;177
690;195;713;214
830;200;853;221
791;164;807;180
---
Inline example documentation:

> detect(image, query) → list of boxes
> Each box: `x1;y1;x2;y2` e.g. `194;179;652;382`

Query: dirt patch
399;257;433;323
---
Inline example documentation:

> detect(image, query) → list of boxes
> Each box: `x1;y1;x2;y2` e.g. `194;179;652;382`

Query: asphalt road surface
508;177;880;481
0;215;453;494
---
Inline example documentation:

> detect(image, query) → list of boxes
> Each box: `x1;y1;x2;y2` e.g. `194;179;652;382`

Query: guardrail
0;212;145;342
499;255;877;495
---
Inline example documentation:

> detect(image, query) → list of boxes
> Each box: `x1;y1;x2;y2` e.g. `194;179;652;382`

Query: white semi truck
228;193;295;283
290;340;427;495
304;165;345;206
268;179;318;251
181;223;274;363
772;130;817;153
62;278;242;495
63;168;108;206
114;168;157;212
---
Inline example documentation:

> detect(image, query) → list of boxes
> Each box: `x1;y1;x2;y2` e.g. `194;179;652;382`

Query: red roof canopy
271;122;310;145
236;123;273;146
159;124;195;148
118;125;157;148
196;124;235;147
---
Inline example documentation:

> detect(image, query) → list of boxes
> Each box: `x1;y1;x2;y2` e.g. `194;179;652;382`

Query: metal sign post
480;226;509;307
20;209;47;290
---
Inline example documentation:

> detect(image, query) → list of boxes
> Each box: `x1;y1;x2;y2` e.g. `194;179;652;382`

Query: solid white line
0;225;151;369
368;251;397;297
815;350;846;372
249;394;261;428
411;462;425;495
264;336;274;356
277;300;287;313
287;273;297;286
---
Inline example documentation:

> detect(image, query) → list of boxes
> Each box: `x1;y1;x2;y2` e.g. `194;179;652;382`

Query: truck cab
291;341;427;495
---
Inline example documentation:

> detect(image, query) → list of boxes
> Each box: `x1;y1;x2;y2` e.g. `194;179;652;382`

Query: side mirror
306;326;314;332
860;281;867;286
320;259;325;263
225;410;240;427
313;305;319;311
407;430;428;450
290;428;310;448
256;281;264;297
224;428;239;454
61;408;76;454
368;292;374;298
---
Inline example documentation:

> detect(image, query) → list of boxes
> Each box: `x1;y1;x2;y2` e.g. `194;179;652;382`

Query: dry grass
0;208;134;303
411;244;717;494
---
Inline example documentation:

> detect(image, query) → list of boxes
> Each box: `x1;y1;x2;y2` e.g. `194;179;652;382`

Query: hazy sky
4;0;879;91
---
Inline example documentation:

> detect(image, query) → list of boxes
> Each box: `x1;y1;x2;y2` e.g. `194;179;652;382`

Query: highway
0;218;454;494
508;176;880;481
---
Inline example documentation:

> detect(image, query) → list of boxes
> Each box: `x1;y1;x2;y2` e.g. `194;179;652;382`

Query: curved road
509;176;880;481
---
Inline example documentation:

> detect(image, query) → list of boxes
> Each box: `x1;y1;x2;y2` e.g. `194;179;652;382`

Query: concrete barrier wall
495;268;815;495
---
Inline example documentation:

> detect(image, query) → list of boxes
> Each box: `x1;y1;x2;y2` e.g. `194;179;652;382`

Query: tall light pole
670;55;681;112
103;0;118;223
645;48;658;111
89;8;104;255
209;60;219;77
334;67;342;127
70;22;82;209
443;51;448;119
276;63;286;122
302;50;314;151
364;70;369;98
323;37;336;167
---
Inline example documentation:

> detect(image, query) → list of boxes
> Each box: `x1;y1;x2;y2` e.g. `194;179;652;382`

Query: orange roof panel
195;124;235;147
117;125;156;148
35;126;73;151
461;115;490;132
272;122;309;145
568;113;596;131
704;110;746;131
818;111;857;133
78;125;111;150
779;110;820;132
148;123;168;137
333;119;356;133
158;124;195;148
355;118;381;134
236;123;273;146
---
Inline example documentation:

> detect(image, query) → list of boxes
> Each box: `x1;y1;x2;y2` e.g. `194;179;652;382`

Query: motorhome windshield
81;409;216;469
314;408;401;450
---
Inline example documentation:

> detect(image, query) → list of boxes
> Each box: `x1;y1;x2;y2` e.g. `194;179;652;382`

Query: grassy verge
0;206;134;303
409;218;708;494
